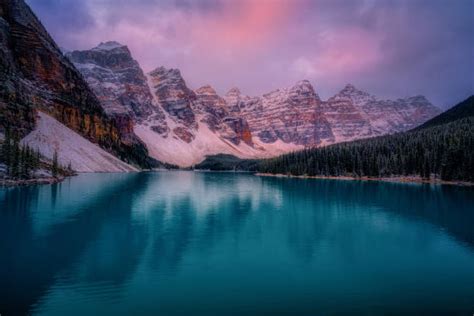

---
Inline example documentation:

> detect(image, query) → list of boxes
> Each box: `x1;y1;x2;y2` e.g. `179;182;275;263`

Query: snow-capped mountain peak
337;83;371;98
68;41;441;167
294;79;313;89
67;42;160;121
149;66;183;83
195;85;218;96
92;41;126;51
225;87;242;97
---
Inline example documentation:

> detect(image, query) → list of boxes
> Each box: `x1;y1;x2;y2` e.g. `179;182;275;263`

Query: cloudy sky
28;0;473;108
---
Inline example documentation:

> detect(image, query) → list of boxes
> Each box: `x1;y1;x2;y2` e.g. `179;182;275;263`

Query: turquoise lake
1;171;473;315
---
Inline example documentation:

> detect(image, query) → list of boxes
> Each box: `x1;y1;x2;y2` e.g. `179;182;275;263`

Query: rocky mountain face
322;85;441;141
67;42;156;120
223;82;440;145
194;85;253;146
320;84;374;142
0;0;152;169
146;66;195;142
68;42;440;167
146;67;255;146
227;81;334;145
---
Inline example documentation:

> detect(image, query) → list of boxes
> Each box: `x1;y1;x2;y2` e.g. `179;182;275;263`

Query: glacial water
1;171;473;315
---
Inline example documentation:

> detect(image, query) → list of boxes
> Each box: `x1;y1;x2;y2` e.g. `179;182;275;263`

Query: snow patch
22;112;138;173
135;122;303;167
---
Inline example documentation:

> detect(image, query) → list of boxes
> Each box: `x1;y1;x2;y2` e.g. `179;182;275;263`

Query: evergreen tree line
0;128;41;179
258;117;474;182
0;129;74;179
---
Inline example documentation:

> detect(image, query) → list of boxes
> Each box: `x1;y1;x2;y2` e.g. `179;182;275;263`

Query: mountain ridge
258;96;474;182
63;39;440;167
414;95;474;130
66;41;440;167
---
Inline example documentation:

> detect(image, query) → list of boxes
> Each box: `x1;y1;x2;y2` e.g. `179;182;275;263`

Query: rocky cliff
194;85;253;146
324;84;440;141
321;84;441;142
229;81;335;146
67;42;156;120
0;0;151;169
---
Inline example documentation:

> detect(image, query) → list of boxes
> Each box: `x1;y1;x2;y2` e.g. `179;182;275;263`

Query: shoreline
0;176;65;187
2;171;472;187
255;173;474;187
192;169;254;173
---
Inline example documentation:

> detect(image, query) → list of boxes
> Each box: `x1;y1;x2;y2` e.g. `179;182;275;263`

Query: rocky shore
0;176;66;187
255;173;474;187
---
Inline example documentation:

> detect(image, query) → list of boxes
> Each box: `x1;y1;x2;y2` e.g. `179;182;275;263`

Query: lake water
1;172;473;315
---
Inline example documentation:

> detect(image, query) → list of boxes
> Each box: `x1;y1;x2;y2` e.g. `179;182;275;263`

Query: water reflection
0;172;473;315
0;174;147;315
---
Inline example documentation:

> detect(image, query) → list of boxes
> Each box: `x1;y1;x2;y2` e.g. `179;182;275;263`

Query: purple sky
28;0;473;108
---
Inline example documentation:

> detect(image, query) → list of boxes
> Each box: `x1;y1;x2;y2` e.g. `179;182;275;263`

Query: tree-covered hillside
259;103;474;182
415;96;474;130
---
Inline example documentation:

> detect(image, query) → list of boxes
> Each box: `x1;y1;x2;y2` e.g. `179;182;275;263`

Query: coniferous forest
0;128;41;179
259;97;474;182
0;128;73;180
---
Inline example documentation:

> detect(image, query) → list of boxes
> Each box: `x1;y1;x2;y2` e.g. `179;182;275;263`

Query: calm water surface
1;172;473;315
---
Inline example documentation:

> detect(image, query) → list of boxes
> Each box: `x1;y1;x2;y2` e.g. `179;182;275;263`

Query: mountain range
257;95;474;182
66;41;440;167
1;0;442;171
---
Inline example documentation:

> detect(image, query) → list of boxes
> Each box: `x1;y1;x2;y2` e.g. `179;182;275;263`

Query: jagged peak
149;66;182;78
225;87;241;96
289;80;316;94
290;80;317;95
402;95;438;109
404;95;430;102
195;85;217;95
338;83;370;97
92;41;126;51
294;79;312;87
342;83;357;92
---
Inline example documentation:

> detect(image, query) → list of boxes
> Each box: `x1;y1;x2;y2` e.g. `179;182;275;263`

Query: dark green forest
194;154;260;171
259;97;474;182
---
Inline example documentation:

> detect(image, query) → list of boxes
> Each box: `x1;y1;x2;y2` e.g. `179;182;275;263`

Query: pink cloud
67;0;304;72
294;27;383;82
30;0;473;106
191;0;298;50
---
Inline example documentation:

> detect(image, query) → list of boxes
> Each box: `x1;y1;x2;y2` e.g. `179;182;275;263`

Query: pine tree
35;149;41;169
52;150;59;178
1;128;43;180
11;136;20;179
19;145;26;179
1;128;12;170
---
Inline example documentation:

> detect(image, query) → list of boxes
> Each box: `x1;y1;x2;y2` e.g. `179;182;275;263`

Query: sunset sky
28;0;473;108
